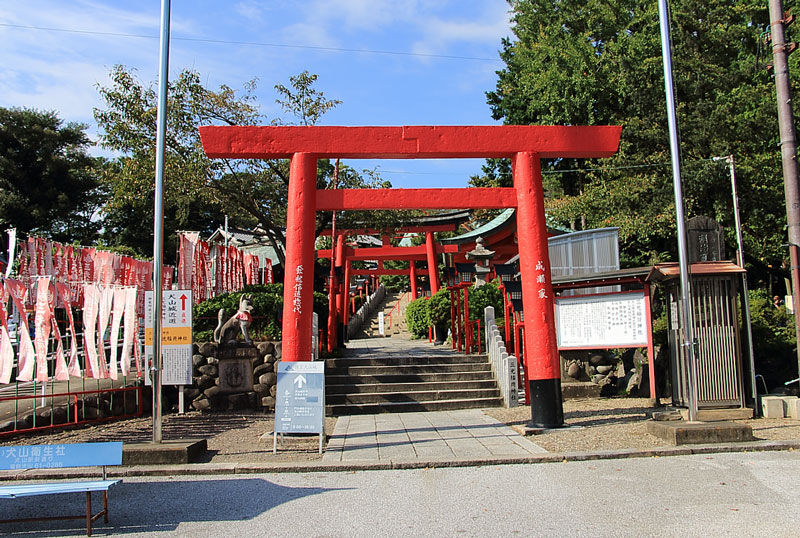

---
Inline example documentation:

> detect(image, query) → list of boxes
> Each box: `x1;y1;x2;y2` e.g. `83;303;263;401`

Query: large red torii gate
200;125;621;428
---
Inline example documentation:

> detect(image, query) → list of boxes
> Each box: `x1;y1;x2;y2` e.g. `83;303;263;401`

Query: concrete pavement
4;451;800;537
323;409;547;463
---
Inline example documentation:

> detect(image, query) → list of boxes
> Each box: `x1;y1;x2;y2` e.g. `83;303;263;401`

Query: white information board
555;291;648;349
274;361;325;454
144;290;193;385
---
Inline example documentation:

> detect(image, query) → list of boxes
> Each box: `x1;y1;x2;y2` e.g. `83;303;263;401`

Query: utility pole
659;0;699;420
769;0;800;378
151;0;171;443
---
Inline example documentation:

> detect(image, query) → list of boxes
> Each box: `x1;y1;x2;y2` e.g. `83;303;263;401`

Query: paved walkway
343;334;462;357
324;409;546;463
323;335;547;462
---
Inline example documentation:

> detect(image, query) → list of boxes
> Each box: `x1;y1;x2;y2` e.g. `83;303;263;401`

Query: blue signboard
0;442;123;470
275;361;325;434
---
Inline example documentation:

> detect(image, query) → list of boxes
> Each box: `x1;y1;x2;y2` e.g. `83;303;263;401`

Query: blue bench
0;442;122;536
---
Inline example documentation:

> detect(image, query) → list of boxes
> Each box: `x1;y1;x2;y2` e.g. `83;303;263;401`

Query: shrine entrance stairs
325;337;502;416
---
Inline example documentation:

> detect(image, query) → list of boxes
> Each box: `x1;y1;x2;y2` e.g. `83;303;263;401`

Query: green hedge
405;297;430;338
428;289;451;324
463;282;504;322
193;284;328;342
747;288;797;389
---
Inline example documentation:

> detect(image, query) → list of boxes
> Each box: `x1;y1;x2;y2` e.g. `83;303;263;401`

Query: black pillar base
526;378;564;429
337;322;346;348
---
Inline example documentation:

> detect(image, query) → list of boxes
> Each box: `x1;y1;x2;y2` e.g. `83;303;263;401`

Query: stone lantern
465;236;495;287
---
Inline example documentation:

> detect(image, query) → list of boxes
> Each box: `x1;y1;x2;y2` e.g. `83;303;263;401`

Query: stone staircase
325;353;503;415
354;292;411;339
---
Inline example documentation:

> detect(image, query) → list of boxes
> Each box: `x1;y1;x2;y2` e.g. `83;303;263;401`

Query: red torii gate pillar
200;124;621;429
425;231;440;294
410;261;418;300
335;235;346;348
514;152;562;426
326;233;343;352
283;152;318;362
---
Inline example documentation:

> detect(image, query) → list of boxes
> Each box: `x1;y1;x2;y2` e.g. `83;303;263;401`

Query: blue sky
0;0;513;189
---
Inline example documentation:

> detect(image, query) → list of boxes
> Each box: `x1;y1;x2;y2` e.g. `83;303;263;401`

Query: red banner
33;277;52;382
4;279;35;381
46;278;69;381
55;281;81;377
82;283;100;378
0;283;14;384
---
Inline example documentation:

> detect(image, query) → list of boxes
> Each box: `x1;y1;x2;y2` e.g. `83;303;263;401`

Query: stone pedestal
646;420;754;445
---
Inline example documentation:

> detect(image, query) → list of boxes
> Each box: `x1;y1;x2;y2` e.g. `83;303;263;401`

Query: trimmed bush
748;288;797;389
405;297;430;338
465;281;504;322
428;288;451;324
193;284;328;342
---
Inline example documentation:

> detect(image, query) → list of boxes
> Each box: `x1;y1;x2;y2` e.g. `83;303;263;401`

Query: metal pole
769;0;800;379
715;155;759;411
658;0;699;421
151;0;171;443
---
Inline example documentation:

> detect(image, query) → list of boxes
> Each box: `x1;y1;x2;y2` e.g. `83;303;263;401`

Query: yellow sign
145;326;192;346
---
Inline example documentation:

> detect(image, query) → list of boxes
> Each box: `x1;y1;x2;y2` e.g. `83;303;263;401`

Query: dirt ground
1;398;799;462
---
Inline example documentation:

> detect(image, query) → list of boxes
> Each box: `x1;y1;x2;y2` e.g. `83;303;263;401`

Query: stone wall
189;341;282;411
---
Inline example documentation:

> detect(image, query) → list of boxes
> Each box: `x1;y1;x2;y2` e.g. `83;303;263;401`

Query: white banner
5;228;15;279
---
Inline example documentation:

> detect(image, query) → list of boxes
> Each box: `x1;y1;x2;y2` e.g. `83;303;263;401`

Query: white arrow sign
293;374;307;389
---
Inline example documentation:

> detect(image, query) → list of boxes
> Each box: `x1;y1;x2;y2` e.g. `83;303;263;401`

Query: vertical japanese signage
145;290;193;385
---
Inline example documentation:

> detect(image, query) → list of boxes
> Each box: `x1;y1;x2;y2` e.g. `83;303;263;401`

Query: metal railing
0;385;142;437
347;285;387;339
384;291;411;337
467;319;482;354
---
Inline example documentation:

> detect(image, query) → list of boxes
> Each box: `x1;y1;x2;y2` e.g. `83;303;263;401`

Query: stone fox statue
214;294;254;345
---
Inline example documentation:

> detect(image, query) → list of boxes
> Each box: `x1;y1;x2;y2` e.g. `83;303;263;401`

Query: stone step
326;379;499;394
326;397;503;416
327;388;500;405
326;363;492;376
325;371;496;385
326;355;488;368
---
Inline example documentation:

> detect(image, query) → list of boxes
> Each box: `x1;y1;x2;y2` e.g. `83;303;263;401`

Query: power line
541;157;720;175
371;157;722;178
0;22;502;62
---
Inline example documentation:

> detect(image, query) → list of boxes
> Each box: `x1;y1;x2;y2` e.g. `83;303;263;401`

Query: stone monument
213;294;257;393
687;216;725;262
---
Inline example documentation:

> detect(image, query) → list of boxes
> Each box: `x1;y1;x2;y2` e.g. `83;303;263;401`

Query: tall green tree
94;67;388;264
483;0;787;276
0;107;103;244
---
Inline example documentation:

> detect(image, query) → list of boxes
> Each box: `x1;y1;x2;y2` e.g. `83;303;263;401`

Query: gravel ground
485;397;800;452
1;398;799;462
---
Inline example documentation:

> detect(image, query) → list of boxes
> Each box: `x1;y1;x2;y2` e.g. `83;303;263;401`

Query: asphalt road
3;451;800;537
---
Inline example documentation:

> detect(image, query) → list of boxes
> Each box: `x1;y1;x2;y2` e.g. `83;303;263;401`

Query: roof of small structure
440;208;569;246
207;226;281;245
333;210;472;234
646;261;745;282
551;266;651;290
207;226;283;265
440;208;515;245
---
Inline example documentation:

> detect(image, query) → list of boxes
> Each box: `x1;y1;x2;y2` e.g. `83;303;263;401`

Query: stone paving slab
343;337;462;357
322;409;546;463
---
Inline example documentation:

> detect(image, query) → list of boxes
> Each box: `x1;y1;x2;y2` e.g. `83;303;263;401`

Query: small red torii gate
200;125;621;428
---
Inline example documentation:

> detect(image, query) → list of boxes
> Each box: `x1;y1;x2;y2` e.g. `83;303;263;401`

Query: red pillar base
526;378;564;429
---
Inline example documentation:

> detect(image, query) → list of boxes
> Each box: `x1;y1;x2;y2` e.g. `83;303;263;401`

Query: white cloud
270;0;510;60
233;1;266;22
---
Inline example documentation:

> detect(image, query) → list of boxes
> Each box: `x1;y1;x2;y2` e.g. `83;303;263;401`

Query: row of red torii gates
318;221;453;345
200;125;622;428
